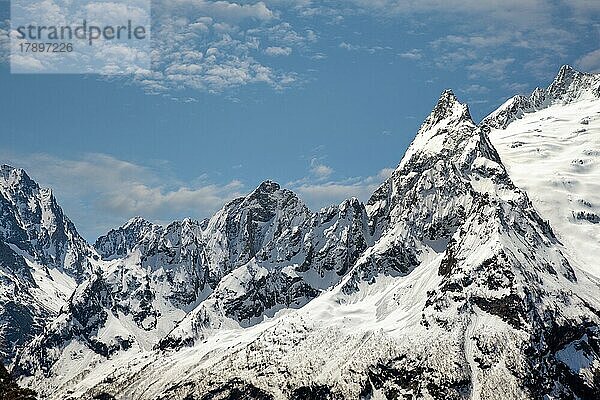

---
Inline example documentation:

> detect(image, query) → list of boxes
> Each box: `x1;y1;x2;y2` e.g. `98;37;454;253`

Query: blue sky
1;0;599;241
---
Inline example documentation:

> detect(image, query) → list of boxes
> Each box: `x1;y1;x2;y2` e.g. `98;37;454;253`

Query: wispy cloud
265;46;292;56
339;42;391;54
1;150;396;240
0;151;245;240
398;49;423;60
309;158;334;180
467;58;515;80
461;84;490;95
576;49;600;72
291;168;394;210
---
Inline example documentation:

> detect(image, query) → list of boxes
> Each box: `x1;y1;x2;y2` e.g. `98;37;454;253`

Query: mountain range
1;65;599;399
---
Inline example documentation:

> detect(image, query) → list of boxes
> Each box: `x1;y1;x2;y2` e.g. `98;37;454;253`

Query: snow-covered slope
486;66;600;278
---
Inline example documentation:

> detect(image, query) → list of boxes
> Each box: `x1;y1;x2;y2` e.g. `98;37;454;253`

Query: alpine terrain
1;65;600;399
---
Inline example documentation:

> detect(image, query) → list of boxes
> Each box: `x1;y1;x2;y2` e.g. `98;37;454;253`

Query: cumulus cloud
133;4;316;93
162;0;274;22
4;0;311;91
4;0;598;98
9;0;152;74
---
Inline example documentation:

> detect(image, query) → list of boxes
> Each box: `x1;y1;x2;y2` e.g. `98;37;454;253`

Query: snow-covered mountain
13;178;372;388
0;165;96;364
2;65;600;399
484;65;600;278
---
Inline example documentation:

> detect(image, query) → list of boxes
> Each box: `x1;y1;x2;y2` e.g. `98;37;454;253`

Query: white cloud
398;49;422;60
165;0;275;22
462;84;490;94
339;42;359;51
294;183;373;207
310;158;334;179
249;23;317;47
339;42;390;54
1;150;396;240
3;0;597;96
433;48;477;70
291;167;394;210
467;58;515;80
502;82;531;94
9;54;46;72
9;0;151;74
265;46;292;56
349;0;553;22
0;152;245;241
131;4;312;94
576;49;600;72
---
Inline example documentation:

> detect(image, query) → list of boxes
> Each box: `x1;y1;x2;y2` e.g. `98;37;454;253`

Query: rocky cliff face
0;165;93;278
3;66;600;400
0;166;95;364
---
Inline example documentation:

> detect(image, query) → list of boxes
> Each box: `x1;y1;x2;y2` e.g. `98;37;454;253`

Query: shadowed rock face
0;362;36;400
0;165;94;364
196;379;274;400
0;165;93;278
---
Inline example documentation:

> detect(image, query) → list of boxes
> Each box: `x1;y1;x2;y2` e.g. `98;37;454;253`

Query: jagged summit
253;180;280;194
0;164;38;191
559;64;576;75
0;164;22;176
482;64;600;129
420;89;473;133
0;165;95;364
546;64;600;101
548;64;578;92
94;215;163;260
242;180;289;209
124;215;151;226
396;89;477;170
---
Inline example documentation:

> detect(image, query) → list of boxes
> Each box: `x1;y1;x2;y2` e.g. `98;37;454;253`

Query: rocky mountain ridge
482;64;600;129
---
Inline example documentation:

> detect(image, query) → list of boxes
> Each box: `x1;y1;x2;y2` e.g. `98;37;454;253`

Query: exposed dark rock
0;362;36;400
197;379;274;400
